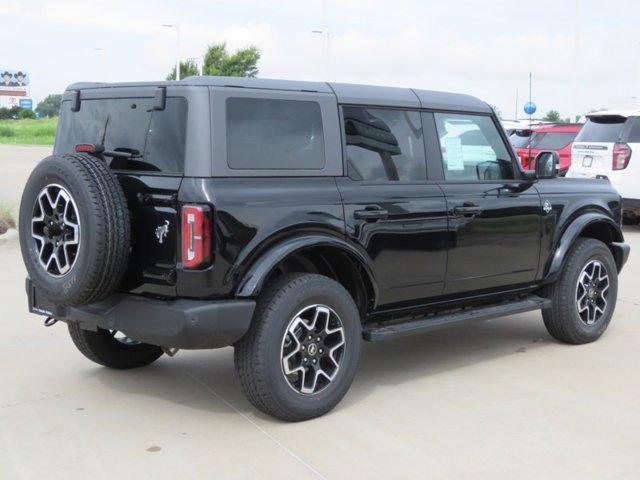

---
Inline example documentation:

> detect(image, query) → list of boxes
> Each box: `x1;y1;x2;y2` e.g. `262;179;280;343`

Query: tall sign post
524;72;537;167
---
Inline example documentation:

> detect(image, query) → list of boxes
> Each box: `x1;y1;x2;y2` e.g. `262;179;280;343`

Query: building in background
0;69;32;110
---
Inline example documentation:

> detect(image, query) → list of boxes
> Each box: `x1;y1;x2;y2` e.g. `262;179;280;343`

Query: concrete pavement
1;144;639;479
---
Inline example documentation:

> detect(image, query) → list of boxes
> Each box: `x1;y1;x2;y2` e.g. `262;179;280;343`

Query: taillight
612;143;631;170
181;204;212;269
75;143;104;154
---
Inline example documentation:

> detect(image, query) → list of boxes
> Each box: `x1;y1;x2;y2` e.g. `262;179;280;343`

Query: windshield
575;117;627;143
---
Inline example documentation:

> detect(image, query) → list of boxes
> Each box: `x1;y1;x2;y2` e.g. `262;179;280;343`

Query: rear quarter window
225;97;325;170
575;117;626;143
55;97;188;173
625;117;640;143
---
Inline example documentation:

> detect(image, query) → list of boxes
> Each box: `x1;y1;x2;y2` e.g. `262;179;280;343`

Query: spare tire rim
576;259;610;325
31;184;81;277
280;304;346;395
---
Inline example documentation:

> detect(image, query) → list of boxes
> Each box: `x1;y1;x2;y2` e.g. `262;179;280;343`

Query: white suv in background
567;110;640;224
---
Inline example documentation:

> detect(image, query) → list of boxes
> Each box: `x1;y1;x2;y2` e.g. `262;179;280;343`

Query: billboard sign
19;98;33;110
1;69;29;97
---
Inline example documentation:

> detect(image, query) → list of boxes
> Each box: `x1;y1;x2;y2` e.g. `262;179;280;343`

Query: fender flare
234;234;379;305
544;212;624;283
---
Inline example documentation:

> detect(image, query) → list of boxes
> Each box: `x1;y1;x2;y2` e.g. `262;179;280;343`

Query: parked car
567;110;640;223
509;128;533;147
501;119;529;136
20;77;629;421
514;124;582;175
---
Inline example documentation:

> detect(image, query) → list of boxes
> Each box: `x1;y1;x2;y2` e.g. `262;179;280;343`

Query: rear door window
226;97;325;170
434;113;514;181
575;117;626;143
56;97;188;173
343;107;426;182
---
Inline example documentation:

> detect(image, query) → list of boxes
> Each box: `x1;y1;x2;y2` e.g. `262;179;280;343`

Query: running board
363;296;551;342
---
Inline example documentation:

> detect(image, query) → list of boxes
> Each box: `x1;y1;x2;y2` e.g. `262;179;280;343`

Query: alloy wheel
281;304;346;395
31;184;81;277
576;259;610;325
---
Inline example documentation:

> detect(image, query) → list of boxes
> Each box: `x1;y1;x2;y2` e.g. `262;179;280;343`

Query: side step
363;296;551;342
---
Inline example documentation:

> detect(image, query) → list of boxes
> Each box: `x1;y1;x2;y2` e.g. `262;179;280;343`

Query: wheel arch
544;212;625;283
234;234;379;314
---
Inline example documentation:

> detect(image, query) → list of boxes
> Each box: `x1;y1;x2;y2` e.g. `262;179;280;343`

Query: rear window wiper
105;147;142;159
75;143;142;159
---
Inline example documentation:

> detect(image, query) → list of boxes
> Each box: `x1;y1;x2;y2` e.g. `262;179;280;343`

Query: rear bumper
26;279;255;349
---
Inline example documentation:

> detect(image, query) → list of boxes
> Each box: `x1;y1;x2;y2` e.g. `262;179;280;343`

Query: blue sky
2;0;640;119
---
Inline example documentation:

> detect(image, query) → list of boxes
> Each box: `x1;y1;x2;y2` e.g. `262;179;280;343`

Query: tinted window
509;131;532;148
434;113;514;181
531;132;577;149
55;97;188;173
226;97;325;170
343;107;426;182
575;117;626;143
626;117;640;143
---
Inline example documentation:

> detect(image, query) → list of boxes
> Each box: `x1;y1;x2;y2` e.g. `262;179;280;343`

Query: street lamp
162;24;180;80
312;0;331;80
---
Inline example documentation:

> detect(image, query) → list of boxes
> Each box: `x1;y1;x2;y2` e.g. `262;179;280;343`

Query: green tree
35;94;62;117
0;106;20;119
165;59;201;80
203;43;260;77
542;110;564;123
18;108;36;119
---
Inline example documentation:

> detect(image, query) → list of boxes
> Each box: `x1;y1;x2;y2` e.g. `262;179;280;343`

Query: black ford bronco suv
20;77;630;421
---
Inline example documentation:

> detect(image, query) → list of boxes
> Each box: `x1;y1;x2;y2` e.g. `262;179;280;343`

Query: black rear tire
19;153;130;306
68;323;163;369
234;273;362;422
542;238;618;344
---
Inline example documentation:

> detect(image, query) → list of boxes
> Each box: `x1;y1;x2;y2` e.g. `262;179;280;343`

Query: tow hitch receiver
44;316;58;327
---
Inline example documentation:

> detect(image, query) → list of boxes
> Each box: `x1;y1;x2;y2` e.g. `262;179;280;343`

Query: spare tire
19;153;130;306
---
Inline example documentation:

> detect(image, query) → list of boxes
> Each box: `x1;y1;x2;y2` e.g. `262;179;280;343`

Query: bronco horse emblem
155;220;170;244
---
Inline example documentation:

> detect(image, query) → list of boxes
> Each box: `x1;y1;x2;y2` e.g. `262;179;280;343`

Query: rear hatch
55;89;188;297
569;115;628;178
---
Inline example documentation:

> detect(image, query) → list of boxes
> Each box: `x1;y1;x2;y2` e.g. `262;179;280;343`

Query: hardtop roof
586;110;640;119
66;76;492;113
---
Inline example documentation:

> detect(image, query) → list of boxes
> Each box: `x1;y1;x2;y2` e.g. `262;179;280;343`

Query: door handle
354;206;389;221
453;204;482;217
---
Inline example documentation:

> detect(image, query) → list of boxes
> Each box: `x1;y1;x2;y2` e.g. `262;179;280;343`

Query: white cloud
1;0;639;119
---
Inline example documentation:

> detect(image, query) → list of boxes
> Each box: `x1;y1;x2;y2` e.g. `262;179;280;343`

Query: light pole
312;0;331;80
163;24;180;80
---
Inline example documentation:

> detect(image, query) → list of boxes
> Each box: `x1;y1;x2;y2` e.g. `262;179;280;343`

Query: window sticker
444;136;464;170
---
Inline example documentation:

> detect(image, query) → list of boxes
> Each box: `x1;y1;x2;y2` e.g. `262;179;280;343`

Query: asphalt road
1;145;639;479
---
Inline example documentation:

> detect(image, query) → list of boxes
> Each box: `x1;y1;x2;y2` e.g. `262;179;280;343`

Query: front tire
68;323;163;369
542;238;618;344
234;273;362;422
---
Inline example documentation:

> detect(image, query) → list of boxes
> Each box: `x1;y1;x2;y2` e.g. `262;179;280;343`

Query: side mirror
535;151;559;179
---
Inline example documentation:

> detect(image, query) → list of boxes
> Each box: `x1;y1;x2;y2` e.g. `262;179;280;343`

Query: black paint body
53;79;627;327
115;171;624;321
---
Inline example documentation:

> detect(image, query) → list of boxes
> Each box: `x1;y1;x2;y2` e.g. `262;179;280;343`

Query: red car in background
511;124;582;176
